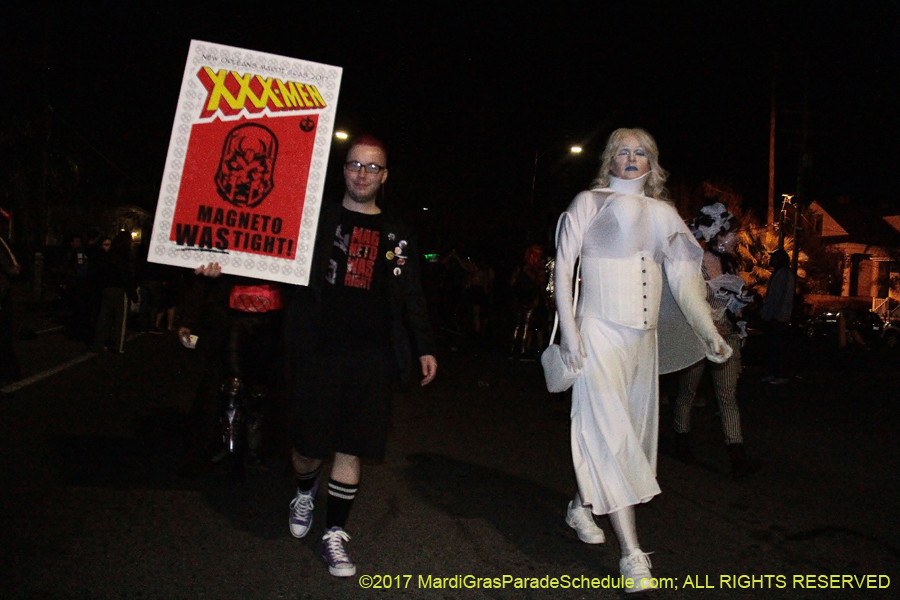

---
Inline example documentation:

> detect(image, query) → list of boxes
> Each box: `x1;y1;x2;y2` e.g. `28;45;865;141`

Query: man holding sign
285;135;437;577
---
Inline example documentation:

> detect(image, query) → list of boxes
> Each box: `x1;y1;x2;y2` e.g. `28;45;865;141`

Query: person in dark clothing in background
760;249;795;384
90;232;137;353
509;244;549;359
177;264;288;475
0;231;22;389
61;235;92;341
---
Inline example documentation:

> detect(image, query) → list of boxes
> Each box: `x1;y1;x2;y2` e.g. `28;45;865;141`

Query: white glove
560;331;587;371
704;332;733;364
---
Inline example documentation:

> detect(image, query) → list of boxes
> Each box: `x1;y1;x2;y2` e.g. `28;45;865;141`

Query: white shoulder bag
541;258;581;393
541;191;611;393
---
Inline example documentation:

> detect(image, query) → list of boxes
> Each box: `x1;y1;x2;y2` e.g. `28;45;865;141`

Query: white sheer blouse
554;174;721;372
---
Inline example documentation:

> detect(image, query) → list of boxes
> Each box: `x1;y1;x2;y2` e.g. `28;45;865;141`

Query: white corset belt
578;253;662;330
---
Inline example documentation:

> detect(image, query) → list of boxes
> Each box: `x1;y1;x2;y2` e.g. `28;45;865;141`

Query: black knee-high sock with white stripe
326;479;358;529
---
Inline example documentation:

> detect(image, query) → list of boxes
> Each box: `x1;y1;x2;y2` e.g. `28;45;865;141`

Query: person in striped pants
673;202;760;478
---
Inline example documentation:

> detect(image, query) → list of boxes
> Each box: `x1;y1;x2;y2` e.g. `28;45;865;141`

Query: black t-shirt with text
318;208;391;352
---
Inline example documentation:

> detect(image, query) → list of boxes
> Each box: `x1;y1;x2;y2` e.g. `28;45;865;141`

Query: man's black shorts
291;347;395;460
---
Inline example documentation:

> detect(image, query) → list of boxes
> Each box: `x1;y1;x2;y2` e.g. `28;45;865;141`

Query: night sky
3;1;898;250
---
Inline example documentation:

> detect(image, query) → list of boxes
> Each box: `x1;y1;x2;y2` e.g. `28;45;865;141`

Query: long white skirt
571;316;661;516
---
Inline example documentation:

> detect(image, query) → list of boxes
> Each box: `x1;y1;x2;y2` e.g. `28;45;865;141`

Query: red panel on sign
169;114;318;259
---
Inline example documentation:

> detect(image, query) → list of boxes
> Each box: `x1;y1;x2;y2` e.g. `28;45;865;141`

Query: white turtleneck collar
608;172;649;196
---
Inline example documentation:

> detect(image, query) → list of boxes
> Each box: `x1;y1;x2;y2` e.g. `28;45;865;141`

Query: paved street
1;310;898;599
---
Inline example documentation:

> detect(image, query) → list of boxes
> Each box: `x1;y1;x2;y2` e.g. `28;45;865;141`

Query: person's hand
420;355;437;386
704;332;733;364
560;331;586;372
178;327;192;346
194;262;222;278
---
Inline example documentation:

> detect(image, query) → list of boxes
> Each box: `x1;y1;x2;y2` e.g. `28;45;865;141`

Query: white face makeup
610;134;650;180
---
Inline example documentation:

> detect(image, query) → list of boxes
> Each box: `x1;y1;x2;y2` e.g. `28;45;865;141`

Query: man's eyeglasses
345;161;386;175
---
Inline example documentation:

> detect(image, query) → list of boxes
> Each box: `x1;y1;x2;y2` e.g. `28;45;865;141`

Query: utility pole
768;53;778;235
791;55;810;277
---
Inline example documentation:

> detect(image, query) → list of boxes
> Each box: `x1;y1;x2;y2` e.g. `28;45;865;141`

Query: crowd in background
3;229;811;366
52;232;190;352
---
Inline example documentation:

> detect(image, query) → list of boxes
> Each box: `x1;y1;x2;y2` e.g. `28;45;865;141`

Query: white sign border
147;39;342;286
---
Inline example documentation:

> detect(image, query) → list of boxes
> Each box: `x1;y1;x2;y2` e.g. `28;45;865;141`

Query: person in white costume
554;128;732;593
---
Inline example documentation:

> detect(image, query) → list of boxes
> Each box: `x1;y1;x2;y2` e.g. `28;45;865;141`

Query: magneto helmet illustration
215;123;278;208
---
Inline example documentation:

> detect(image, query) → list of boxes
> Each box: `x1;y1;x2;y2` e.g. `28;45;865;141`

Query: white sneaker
565;500;605;544
620;550;657;593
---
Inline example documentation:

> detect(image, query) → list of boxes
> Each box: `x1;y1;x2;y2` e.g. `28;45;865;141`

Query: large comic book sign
147;40;342;286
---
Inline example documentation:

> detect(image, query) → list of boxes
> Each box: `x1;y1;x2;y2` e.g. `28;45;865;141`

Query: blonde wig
591;128;669;200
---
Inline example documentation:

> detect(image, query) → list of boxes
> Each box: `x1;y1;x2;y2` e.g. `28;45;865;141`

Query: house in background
807;196;900;318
